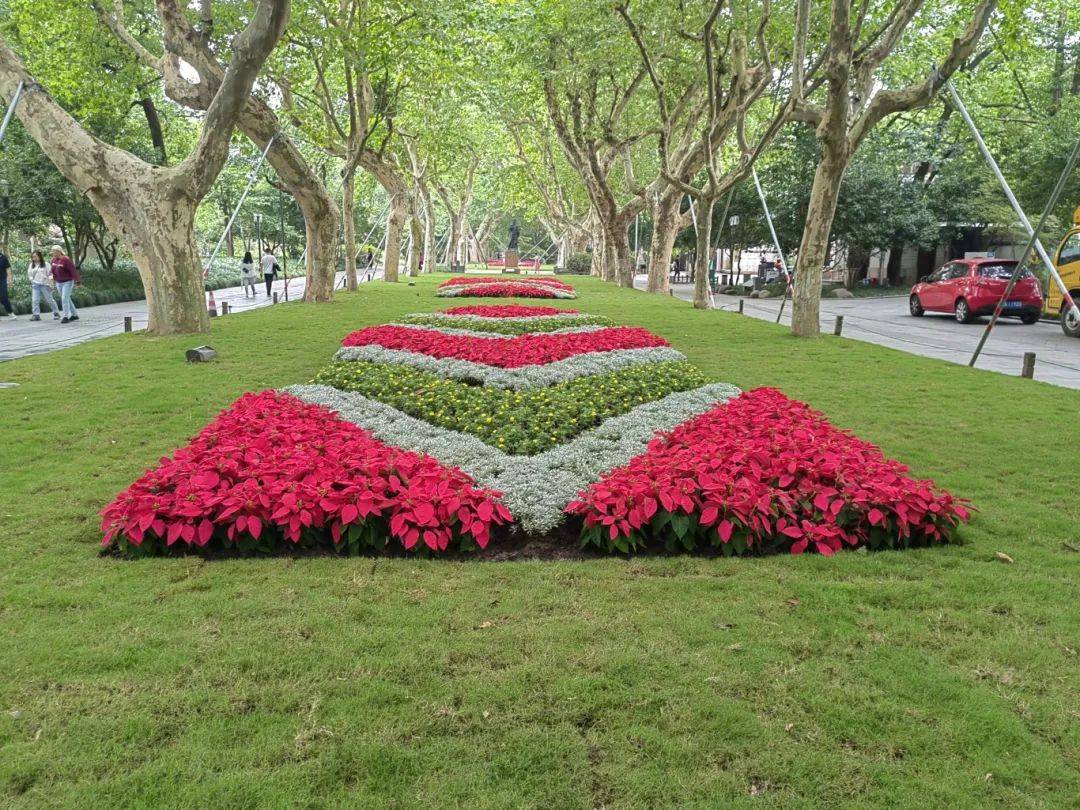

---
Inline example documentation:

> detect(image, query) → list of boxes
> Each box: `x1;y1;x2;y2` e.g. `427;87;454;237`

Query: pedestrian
260;245;276;297
240;250;257;298
50;245;80;323
27;249;60;321
0;247;14;319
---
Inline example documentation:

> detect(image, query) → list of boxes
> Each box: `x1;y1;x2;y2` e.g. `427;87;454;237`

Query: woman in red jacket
50;245;80;323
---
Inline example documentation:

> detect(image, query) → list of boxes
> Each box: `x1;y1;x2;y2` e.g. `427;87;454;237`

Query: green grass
1;275;1077;807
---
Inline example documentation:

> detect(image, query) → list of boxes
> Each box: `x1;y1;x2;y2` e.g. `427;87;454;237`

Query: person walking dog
27;249;60;320
0;248;15;319
50;245;80;323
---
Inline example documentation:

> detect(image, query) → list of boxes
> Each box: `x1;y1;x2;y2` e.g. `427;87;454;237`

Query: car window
1058;233;1080;265
950;263;972;279
978;263;1030;280
926;267;947;282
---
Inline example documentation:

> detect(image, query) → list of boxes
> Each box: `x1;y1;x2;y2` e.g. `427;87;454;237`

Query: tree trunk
604;218;634;287
692;198;714;309
792;144;848;337
449;215;463;267
384;193;407;283
590;235;604;277
647;191;681;293
407;210;422;277
342;169;357;291
422;197;436;273
133;209;207;334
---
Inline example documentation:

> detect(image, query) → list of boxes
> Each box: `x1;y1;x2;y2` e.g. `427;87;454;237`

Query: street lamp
253;212;263;253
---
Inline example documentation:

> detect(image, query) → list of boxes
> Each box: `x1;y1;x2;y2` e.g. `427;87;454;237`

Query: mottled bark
647;191;683;293
692;198;714;309
383;192;407;283
792;145;847;335
342;168;358;291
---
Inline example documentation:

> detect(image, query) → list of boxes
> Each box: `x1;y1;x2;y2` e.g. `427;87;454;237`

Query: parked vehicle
909;258;1043;324
1049;205;1080;337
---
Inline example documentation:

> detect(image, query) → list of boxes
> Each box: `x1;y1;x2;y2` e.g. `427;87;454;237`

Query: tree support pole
969;136;1080;365
752;168;792;323
0;81;23;145
203;132;279;278
945;78;1080;329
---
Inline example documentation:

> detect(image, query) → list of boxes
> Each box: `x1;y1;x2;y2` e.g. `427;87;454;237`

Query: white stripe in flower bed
413;312;594;323
330;346;688;389
284;382;741;534
378;323;612;339
436;284;577;299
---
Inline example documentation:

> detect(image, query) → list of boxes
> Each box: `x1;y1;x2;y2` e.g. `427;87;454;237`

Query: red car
909;258;1043;324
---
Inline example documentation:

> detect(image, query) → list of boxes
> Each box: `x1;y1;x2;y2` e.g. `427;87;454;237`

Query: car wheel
1062;301;1080;337
1020;312;1040;325
909;294;924;317
954;298;974;324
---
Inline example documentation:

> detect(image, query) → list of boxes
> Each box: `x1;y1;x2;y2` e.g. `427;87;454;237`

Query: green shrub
564;253;592;275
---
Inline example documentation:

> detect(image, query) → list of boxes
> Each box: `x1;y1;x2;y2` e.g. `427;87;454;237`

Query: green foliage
565;253;592;275
313;359;707;455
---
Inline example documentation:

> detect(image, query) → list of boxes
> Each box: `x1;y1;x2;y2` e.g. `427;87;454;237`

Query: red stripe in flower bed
100;391;512;555
567;388;970;555
439;283;571;299
340;325;669;367
443;304;580;317
439;275;574;290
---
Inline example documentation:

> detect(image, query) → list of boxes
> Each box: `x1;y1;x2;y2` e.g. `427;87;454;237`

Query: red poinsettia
443;304;580;318
100;391;512;554
439;276;575;290
567;388;970;555
341;324;669;367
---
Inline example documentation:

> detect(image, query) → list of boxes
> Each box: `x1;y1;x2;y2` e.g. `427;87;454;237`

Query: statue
507;220;520;251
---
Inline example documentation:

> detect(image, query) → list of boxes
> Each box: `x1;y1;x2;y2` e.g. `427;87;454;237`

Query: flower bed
332;345;688;389
436;281;578;299
102;296;969;558
444;304;579;317
313;360;707;455
340;325;668;367
288;382;742;534
439;276;575;291
100;391;512;555
401;312;613;334
567;388;970;555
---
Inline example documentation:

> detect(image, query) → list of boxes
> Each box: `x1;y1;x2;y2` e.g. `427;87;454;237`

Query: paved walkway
0;271;370;363
641;277;1080;390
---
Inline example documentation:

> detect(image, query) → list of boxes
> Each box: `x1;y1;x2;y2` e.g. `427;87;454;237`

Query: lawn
1;275;1076;807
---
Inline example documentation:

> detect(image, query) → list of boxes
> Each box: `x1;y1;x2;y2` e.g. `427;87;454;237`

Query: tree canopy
0;0;1076;333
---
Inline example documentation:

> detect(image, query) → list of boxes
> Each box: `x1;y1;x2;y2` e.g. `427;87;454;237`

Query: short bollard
272;292;279;304
834;315;844;336
738;299;744;314
1021;352;1036;379
123;316;132;333
221;301;229;315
